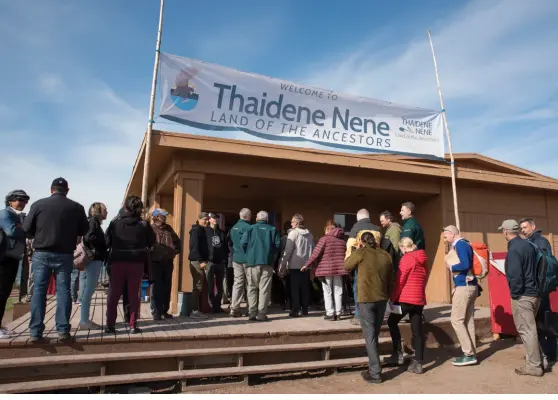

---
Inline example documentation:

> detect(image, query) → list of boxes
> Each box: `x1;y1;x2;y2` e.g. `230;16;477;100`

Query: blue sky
1;0;557;221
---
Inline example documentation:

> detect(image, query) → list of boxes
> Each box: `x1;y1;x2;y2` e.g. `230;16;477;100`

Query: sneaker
0;328;14;339
452;355;478;366
384;351;405;366
79;321;100;331
190;311;209;320
131;327;141;335
361;370;382;384
104;326;116;334
58;332;72;342
289;311;298;318
30;336;47;344
248;315;258;321
256;314;269;322
152;314;163;321
230;310;243;318
515;366;544;377
324;315;335;321
407;359;424;374
163;313;174;320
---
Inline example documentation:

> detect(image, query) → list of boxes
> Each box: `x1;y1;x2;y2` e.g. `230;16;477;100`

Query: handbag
74;241;94;270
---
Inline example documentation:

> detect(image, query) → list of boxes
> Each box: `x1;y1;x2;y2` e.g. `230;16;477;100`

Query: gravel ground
198;339;557;394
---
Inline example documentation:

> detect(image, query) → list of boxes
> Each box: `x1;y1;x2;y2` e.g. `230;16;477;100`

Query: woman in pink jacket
302;220;347;320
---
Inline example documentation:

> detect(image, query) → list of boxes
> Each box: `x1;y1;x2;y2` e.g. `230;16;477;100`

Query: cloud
297;0;558;178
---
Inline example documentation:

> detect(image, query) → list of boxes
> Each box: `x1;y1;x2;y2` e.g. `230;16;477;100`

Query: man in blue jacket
520;217;556;372
443;225;478;367
500;219;543;376
0;190;30;339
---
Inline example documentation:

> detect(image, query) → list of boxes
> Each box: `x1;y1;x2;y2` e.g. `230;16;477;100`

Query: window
334;213;357;236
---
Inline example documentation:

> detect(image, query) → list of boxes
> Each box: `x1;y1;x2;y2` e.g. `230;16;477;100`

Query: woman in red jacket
302;220;347;320
386;237;428;374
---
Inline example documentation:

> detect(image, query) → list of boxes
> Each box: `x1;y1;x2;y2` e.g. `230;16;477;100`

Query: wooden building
125;129;558;312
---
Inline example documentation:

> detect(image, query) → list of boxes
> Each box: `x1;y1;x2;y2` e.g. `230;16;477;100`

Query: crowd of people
0;178;555;384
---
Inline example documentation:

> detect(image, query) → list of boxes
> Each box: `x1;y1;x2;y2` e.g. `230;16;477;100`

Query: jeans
358;301;387;377
0;257;19;326
353;269;358;318
388;303;425;362
290;269;310;313
29;252;74;337
150;261;174;317
206;262;225;312
79;260;103;325
70;269;81;302
321;275;343;317
106;262;143;328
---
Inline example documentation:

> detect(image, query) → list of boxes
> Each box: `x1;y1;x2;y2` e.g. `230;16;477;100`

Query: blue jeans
353;269;358;318
70;269;86;302
80;260;103;325
29;252;74;337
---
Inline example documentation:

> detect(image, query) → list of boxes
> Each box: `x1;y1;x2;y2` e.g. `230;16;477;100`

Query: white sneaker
190;311;208;320
0;328;14;339
79;321;100;331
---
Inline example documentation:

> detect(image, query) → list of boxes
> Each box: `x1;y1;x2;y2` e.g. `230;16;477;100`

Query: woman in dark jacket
302;220;347;321
105;196;155;334
78;202;109;331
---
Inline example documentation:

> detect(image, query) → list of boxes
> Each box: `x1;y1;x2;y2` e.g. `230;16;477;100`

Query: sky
1;0;557;222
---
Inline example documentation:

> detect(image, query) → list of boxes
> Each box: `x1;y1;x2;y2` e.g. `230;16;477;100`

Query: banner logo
170;68;200;111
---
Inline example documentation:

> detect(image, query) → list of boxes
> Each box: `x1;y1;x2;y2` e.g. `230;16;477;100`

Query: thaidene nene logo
170;67;200;111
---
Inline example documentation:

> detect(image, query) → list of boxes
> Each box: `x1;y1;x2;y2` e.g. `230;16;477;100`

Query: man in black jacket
23;178;88;342
188;212;210;319
500;219;543;376
150;208;180;320
520;217;556;372
205;213;228;313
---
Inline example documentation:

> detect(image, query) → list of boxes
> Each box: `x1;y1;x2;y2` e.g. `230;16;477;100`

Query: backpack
463;240;490;280
527;241;558;296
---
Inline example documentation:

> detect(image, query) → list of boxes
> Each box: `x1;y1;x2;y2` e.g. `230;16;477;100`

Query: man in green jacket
240;210;281;321
228;208;251;317
399;202;426;250
380;210;401;249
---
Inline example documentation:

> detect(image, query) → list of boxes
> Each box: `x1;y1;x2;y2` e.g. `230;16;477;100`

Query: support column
170;172;205;314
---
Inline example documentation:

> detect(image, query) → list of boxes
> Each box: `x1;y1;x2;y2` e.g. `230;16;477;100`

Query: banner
159;53;445;158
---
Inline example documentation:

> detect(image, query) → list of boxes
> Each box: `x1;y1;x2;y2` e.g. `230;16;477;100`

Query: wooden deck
2;290;491;350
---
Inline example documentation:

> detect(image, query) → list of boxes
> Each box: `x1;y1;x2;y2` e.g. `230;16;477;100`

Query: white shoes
0;327;14;339
79;321;101;331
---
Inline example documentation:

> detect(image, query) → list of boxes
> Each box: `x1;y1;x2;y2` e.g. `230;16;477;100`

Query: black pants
537;295;557;362
290;269;309;313
0;257;19;326
150;261;174;316
387;303;425;362
225;266;234;302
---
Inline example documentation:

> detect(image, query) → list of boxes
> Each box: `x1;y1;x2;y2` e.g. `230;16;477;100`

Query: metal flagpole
141;0;165;207
428;29;461;231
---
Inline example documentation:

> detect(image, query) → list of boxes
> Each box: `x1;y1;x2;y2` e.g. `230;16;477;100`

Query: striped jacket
391;249;428;306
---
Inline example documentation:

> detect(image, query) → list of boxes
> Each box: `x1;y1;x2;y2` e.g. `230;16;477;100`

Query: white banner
159;52;445;158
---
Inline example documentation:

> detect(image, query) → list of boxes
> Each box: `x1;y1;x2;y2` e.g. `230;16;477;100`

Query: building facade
125;130;558;312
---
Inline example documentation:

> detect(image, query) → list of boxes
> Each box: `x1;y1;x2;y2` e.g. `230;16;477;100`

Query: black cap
207;212;219;220
51;177;69;190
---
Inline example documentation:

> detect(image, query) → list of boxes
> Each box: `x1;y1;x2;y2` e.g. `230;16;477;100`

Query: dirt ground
199;339;557;394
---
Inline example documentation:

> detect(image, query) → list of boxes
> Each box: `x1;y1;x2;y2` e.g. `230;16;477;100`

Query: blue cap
152;208;169;217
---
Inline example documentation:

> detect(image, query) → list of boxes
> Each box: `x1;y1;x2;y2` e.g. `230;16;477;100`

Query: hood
407;249;428;265
294;227;311;236
189;223;204;234
327;227;345;239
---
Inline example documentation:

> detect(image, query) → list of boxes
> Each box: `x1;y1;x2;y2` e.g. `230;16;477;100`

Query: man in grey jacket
280;214;314;317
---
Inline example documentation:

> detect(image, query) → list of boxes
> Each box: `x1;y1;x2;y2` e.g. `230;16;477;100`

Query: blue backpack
527;241;558;296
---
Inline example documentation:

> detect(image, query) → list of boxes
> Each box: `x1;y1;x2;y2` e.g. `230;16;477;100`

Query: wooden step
0;338;380;369
0;356;370;393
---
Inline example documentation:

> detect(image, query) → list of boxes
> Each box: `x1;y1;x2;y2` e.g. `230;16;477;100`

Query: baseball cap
6;190;30;202
443;225;460;235
198;212;209;220
51;177;69;190
152;208;169;217
207;212;219;220
498;219;520;232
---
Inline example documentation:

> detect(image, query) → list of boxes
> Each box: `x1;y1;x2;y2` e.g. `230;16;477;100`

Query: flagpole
141;0;165;207
428;29;461;231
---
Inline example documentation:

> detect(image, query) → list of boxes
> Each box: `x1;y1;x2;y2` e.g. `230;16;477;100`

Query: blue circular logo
170;81;199;111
